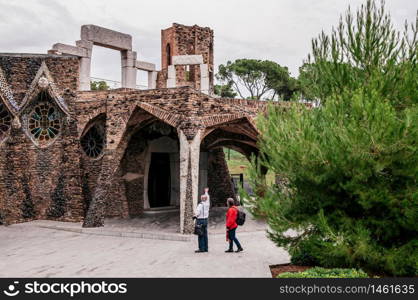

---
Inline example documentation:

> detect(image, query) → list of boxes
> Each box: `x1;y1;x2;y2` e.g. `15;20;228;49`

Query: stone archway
199;118;259;206
118;120;180;216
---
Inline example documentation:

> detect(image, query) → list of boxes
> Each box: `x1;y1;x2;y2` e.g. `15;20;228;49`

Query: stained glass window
28;102;61;141
81;124;105;158
0;101;12;138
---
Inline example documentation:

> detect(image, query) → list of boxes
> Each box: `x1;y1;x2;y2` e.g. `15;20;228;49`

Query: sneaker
235;248;244;252
195;250;205;253
225;249;234;253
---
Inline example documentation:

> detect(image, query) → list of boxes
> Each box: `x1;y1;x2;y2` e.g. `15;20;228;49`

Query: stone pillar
76;40;93;91
178;129;202;234
200;64;210;95
121;50;137;88
167;65;176;88
83;151;115;227
148;71;158;89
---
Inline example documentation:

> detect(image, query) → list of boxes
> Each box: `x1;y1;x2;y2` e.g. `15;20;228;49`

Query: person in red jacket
225;198;243;253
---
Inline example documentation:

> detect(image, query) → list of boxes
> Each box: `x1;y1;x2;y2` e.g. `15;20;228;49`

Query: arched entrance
199;118;259;206
119;118;180;215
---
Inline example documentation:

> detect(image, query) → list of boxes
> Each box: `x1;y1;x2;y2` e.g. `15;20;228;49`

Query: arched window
166;43;171;66
81;122;105;158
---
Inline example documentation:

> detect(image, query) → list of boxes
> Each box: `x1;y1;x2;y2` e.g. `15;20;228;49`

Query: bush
289;238;321;266
277;267;369;278
245;0;418;276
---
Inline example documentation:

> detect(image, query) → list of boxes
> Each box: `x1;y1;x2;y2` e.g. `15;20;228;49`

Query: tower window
166;44;171;66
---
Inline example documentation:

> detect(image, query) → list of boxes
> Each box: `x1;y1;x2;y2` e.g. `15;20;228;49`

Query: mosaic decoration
81;124;105;158
0;67;18;113
20;61;70;116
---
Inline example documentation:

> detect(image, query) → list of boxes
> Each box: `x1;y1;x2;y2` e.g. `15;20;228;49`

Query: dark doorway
148;153;171;208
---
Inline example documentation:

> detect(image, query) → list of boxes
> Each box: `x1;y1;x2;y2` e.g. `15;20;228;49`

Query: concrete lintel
136;60;156;72
76;40;94;50
172;55;204;65
81;24;132;51
51;43;88;57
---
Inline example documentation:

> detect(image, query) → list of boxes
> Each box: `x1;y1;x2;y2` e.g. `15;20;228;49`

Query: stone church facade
0;24;269;233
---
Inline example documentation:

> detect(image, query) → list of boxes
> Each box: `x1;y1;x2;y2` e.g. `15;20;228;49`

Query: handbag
194;221;203;236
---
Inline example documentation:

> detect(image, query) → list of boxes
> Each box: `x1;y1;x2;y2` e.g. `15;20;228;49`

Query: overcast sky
0;0;416;86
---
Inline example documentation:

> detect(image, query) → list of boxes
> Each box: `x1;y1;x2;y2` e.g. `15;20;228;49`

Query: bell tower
161;23;214;93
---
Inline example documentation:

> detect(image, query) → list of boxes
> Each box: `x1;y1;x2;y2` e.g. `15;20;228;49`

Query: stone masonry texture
0;24;290;233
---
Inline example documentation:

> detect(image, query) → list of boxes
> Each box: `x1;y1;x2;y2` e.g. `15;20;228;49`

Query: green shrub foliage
245;0;418;276
277;267;369;278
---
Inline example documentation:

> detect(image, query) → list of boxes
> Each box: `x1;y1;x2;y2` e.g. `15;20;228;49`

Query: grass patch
224;149;275;186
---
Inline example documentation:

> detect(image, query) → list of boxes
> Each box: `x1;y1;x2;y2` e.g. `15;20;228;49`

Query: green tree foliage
298;0;418;106
90;80;110;91
214;83;237;98
216;59;298;100
245;0;418;276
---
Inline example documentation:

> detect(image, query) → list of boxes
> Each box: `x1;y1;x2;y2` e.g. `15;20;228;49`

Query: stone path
0;209;290;277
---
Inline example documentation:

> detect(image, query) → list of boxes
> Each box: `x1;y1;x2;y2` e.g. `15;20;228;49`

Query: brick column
178;129;202;234
82;151;116;227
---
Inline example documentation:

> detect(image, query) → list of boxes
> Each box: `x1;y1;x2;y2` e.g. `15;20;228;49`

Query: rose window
28;102;61;141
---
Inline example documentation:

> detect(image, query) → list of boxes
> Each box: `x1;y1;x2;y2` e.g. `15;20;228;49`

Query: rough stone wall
0;55;84;224
207;148;236;206
0;54;79;105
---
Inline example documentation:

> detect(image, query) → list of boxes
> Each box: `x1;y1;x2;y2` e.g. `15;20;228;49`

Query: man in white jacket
194;192;210;253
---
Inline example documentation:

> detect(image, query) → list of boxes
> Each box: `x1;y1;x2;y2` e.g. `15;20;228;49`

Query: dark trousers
228;227;242;250
197;218;208;251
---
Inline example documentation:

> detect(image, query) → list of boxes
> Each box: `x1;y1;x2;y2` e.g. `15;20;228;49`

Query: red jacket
226;206;238;230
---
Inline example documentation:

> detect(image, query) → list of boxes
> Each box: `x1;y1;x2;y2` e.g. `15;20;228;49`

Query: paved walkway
0;209;290;277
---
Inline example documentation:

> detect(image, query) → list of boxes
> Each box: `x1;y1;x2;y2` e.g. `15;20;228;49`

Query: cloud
0;0;416;79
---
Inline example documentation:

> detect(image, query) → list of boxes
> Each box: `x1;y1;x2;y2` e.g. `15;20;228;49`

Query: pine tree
246;0;418;276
